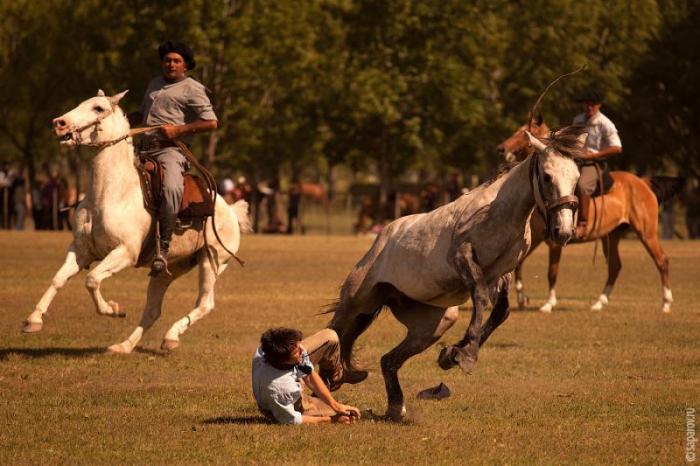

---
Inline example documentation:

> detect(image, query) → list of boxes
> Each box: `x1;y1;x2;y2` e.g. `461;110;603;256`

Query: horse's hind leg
23;243;91;333
635;224;672;313
591;232;622;311
161;251;226;351
382;301;458;421
105;259;194;354
329;284;386;386
85;245;136;317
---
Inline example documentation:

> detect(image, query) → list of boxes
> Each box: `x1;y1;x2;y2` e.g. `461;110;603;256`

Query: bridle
528;146;579;240
61;102;160;149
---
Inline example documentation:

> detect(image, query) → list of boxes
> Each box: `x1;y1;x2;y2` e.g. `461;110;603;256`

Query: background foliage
0;0;697;190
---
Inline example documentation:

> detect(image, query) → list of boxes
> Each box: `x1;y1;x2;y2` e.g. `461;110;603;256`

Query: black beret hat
158;41;196;70
575;88;604;104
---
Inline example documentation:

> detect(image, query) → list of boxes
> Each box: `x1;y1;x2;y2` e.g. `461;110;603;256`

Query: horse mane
542;124;588;160
484;159;520;186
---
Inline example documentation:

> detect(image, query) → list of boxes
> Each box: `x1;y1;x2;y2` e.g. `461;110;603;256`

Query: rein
66;114;245;267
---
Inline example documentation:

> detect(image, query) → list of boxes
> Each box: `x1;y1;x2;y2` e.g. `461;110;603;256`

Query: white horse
23;90;250;354
329;126;586;420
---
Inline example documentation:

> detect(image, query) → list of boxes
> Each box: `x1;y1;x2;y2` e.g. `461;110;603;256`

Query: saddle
135;154;215;220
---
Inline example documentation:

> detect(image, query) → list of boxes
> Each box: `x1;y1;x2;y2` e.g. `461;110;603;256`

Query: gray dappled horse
329;126;586;421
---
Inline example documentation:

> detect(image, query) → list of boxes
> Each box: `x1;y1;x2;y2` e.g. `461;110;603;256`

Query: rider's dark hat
574;88;604;104
158;41;196;70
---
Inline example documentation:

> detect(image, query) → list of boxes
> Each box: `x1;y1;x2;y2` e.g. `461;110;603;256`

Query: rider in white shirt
572;88;622;238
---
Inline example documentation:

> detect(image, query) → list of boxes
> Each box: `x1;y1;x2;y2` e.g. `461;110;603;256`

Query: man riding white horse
127;41;218;275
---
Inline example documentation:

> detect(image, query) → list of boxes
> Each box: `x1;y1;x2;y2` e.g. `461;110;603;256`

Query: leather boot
151;214;176;276
575;191;591;239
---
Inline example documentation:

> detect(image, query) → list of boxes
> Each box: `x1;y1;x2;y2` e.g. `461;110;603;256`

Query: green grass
0;232;698;464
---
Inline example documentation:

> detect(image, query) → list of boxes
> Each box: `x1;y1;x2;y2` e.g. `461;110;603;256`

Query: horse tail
231;199;253;233
648;176;686;205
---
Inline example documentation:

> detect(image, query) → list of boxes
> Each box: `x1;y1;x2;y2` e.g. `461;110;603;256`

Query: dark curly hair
260;327;303;366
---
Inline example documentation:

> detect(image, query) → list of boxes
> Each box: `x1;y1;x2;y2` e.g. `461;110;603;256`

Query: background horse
497;117;682;313
329;126;585;420
23;90;250;354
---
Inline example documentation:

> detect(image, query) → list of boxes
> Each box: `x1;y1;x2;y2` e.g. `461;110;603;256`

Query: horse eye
94;106;104;113
543;173;553;184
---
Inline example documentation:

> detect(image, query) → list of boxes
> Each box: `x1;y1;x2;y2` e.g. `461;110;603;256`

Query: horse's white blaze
26;90;248;352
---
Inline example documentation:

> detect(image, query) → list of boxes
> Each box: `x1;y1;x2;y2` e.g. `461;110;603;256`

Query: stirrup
149;254;172;277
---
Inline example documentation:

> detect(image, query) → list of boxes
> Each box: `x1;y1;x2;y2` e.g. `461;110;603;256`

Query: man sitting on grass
252;327;361;425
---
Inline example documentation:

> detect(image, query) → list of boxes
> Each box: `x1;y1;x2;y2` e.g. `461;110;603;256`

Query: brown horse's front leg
438;243;489;374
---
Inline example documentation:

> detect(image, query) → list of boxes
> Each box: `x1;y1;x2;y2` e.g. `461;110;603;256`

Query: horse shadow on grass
0;346;104;360
202;416;273;426
0;346;164;360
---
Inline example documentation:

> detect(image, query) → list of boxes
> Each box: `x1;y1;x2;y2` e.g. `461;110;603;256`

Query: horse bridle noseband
63;103;161;149
529;147;579;237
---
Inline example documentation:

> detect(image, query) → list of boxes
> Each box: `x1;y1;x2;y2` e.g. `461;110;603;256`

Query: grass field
1;231;698;465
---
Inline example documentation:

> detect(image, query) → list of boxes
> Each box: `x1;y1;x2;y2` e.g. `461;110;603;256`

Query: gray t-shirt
140;76;217;145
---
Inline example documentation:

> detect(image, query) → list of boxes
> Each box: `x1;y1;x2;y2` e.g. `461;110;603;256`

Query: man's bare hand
335;404;361;419
160;124;181;140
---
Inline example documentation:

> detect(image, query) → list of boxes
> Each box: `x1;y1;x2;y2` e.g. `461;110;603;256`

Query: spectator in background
219;177;236;204
446;172;462;202
10;166;27;230
31;176;45;230
40;165;69;231
287;182;303;234
0;163;10;229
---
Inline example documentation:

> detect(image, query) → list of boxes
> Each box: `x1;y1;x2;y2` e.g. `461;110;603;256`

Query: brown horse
497;116;681;313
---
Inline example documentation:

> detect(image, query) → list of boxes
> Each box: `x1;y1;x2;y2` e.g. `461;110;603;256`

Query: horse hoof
661;303;671;314
161;339;179;352
456;354;477;375
385;405;407;422
539;303;553;313
22;321;43;333
437;347;457;370
107;301;126;318
105;343;131;355
590;302;603;311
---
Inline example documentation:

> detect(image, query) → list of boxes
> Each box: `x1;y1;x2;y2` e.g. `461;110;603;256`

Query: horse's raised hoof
455;352;477;375
161;339;179;352
105;342;132;355
437;346;457;370
22;321;43;333
106;301;126;318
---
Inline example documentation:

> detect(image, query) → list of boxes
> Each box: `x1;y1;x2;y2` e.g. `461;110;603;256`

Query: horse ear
97;89;106;97
109;90;129;105
525;131;547;152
